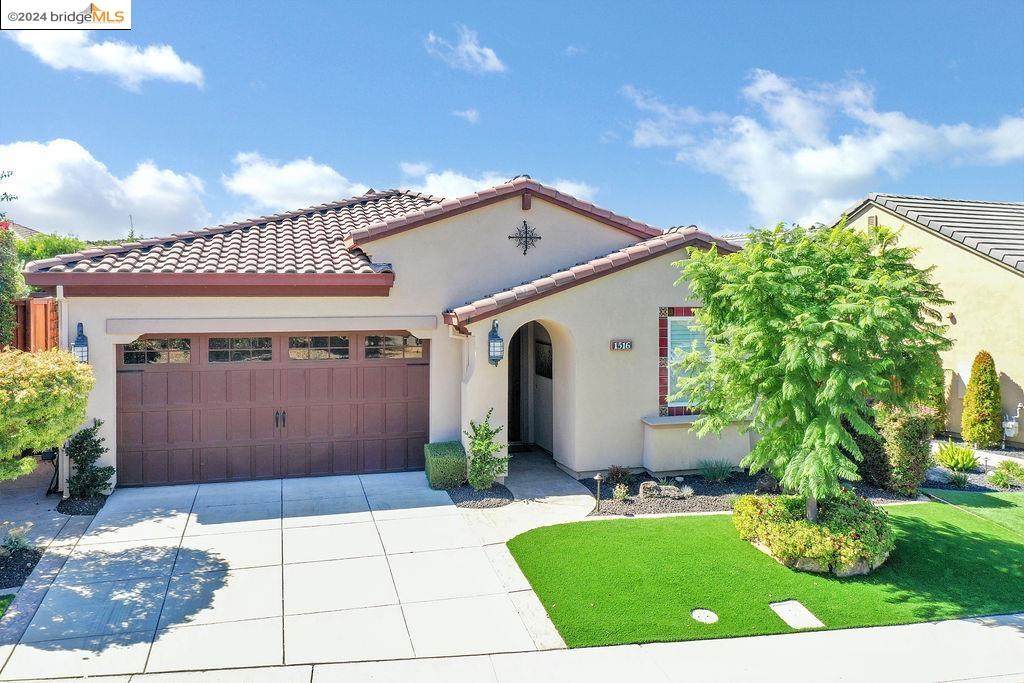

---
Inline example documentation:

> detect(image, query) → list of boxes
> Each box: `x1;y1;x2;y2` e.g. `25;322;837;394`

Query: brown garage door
115;332;429;485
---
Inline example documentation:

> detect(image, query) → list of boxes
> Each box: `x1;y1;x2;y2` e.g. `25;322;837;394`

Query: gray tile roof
858;194;1024;274
25;190;440;275
7;221;40;240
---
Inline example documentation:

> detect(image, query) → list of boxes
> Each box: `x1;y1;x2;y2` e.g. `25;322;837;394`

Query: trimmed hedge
733;490;894;576
424;441;467;489
878;406;933;496
961;351;1003;448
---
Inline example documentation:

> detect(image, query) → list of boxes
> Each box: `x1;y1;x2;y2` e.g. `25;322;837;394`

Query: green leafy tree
15;233;87;265
0;170;19;346
960;351;1003;447
464;408;508;490
0;349;95;480
675;221;951;521
66;420;116;498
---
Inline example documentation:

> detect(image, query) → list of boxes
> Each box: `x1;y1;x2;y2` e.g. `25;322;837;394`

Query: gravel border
923;465;1023;493
447;483;515;508
582;472;915;517
0;548;43;590
56;496;107;516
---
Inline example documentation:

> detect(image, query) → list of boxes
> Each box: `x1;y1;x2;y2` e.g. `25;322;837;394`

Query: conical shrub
960;351;1003;448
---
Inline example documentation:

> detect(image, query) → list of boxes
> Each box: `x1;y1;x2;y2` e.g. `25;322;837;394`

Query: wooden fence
9;298;59;352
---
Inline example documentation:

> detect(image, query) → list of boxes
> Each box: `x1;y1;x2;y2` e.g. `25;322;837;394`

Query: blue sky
2;0;1022;239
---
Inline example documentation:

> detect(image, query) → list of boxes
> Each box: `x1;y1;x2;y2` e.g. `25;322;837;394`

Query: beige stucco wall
59;196;643;483
847;207;1024;445
460;248;753;476
642;417;755;473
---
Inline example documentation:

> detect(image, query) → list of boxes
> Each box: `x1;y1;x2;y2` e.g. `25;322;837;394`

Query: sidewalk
3;611;1019;682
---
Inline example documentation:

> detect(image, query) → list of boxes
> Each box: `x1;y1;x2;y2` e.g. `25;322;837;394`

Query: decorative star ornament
508;220;541;255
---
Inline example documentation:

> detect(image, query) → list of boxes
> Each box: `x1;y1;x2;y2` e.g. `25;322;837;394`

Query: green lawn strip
507;502;1024;648
923;489;1024;539
0;594;12;619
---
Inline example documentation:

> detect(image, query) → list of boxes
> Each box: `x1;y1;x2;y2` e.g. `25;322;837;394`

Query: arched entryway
507;321;554;455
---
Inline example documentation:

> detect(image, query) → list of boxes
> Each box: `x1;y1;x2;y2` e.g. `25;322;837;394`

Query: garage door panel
202;409;228;442
142;411;168;445
142;373;168;406
332;441;358;474
118;332;429;485
200;448;228;482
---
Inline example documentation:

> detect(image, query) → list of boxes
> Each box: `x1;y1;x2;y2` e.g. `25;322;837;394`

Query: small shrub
605;465;633;487
936;440;979;472
612;483;629;501
878;406;933;496
424;441;466;489
679;485;695;499
464;408;507;491
697;459;733;483
1;530;31;553
733;490;894;575
947;472;969;489
989;469;1015;490
994;459;1024;484
66;420;115;498
960;351;1003;448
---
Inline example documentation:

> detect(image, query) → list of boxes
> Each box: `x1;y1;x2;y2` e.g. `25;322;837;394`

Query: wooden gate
8;298;59;352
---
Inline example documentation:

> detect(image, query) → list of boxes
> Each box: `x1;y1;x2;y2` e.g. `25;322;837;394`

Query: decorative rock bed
56;495;107;516
447;483;514;508
582;472;913;517
0;547;43;590
924;465;1023;493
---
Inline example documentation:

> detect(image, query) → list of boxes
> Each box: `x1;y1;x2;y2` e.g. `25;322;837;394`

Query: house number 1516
610;339;632;351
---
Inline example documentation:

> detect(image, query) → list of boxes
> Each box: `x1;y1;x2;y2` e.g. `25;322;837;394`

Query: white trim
105;315;438;335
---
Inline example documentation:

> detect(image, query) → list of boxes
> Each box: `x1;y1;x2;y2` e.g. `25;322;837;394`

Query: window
208;337;272;363
123;338;191;365
666;317;706;407
288;336;349;360
364;334;422;359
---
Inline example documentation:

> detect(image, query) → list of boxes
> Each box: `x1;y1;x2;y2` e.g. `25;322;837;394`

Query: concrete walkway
0;455;594;681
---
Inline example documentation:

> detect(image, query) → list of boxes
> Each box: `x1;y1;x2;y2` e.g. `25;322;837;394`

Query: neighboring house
843;193;1024;446
7;220;40;240
24;178;751;487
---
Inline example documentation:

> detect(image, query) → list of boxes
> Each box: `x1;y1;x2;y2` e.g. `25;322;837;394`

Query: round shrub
961;351;1003;448
733;490;894;576
935;440;979;472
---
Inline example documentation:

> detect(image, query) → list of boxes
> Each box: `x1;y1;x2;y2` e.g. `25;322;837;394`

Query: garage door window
123;338;191;365
208;337;273;363
288;335;350;360
364;334;422;359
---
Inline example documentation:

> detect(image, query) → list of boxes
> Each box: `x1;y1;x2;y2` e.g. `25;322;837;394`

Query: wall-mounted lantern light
487;320;504;366
71;323;89;363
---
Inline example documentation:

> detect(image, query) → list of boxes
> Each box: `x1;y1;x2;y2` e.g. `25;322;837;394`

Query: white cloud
8;30;203;90
425;25;506;74
0;139;208;240
624;70;1024;225
453;108;481;124
399;164;596;201
564;45;585;57
222;152;368;213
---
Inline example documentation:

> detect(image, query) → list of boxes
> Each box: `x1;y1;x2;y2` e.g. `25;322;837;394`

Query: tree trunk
806;495;819;523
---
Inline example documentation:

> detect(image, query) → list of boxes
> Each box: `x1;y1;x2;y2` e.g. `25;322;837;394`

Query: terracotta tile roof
25;190;440;275
443;226;738;327
345;177;662;247
846;193;1024;274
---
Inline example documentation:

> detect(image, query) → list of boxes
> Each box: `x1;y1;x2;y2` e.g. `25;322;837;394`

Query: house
7;220;40;240
842;194;1024;446
24;178;751;488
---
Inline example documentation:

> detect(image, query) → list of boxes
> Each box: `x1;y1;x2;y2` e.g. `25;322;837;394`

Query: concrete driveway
0;467;587;680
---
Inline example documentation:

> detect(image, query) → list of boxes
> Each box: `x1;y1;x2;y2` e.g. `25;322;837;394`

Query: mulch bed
447;483;515;508
582;472;915;517
56;495;107;516
0;547;43;590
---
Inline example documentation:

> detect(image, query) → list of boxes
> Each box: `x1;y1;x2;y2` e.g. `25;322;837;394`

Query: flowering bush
0;349;95;480
733;490;894;576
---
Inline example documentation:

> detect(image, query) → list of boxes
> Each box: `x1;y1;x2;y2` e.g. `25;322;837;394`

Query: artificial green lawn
923;489;1024;538
0;594;11;619
507;501;1024;647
